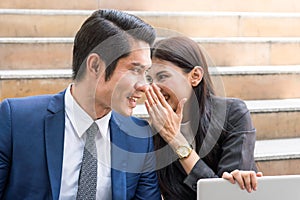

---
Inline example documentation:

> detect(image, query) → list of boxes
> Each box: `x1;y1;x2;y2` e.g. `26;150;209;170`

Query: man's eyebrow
131;62;148;68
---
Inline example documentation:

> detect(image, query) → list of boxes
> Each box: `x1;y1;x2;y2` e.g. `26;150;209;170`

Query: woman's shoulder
211;96;251;127
211;96;249;113
211;96;254;132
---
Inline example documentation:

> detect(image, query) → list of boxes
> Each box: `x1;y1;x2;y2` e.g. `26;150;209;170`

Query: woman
145;36;262;200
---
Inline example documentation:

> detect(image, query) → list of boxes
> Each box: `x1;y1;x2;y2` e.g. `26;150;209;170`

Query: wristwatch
175;144;193;159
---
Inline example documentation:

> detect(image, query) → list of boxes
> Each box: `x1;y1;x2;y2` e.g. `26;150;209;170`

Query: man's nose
134;81;150;92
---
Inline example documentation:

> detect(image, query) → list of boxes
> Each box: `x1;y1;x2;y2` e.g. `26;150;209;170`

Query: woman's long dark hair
151;36;217;199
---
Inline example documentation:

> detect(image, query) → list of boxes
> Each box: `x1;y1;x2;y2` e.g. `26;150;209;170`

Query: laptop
197;175;300;200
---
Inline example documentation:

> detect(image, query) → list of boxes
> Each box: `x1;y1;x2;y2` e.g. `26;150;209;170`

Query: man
0;9;161;200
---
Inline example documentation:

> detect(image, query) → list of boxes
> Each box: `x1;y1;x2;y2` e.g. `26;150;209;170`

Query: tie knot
86;122;98;139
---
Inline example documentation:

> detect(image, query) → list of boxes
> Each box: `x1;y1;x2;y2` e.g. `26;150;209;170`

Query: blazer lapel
110;112;128;200
45;92;65;200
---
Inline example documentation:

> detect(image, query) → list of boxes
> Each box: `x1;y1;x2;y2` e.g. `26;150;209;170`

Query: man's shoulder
1;90;65;113
111;111;152;139
111;111;149;127
130;115;149;126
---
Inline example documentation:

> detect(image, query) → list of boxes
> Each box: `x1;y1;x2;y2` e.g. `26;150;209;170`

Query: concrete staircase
1;0;300;175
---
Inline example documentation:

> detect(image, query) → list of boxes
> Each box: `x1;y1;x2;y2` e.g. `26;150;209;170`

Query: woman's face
147;58;194;110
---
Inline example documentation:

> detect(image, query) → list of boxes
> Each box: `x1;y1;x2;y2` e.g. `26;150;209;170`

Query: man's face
97;40;151;116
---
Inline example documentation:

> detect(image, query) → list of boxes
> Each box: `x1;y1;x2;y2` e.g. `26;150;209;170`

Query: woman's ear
189;66;204;87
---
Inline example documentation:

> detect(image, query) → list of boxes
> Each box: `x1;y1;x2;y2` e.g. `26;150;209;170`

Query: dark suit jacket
0;91;161;200
158;97;257;200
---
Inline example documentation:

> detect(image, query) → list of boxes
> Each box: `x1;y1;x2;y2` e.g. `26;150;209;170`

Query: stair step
255;138;300;161
1;37;300;69
1;0;300;12
0;9;89;37
1;66;300;101
255;138;300;175
141;12;300;37
247;99;300;140
0;0;100;10
246;98;300;113
211;65;300;100
0;38;73;69
2;9;300;37
0;69;71;100
100;0;300;12
194;37;300;66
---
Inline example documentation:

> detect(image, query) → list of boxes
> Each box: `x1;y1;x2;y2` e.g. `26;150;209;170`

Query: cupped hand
145;83;187;149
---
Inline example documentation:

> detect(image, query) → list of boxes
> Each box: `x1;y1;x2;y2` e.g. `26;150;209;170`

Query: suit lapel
45;92;65;200
110;112;127;200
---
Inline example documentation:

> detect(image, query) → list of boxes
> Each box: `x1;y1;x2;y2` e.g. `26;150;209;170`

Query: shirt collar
95;111;111;140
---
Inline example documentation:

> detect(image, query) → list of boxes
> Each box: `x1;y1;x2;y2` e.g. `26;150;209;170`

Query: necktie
76;122;98;200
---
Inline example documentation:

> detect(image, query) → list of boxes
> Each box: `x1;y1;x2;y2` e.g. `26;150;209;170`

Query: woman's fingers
230;170;245;190
145;92;167;135
145;87;156;107
250;172;258;191
243;171;255;192
176;98;187;116
152;83;169;107
224;170;263;193
222;172;235;184
257;172;263;177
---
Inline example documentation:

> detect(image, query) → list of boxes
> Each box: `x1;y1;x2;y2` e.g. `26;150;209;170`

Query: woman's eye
146;75;153;83
158;74;168;81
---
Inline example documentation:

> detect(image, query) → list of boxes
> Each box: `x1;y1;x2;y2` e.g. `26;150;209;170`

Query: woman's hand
222;170;263;193
145;83;187;149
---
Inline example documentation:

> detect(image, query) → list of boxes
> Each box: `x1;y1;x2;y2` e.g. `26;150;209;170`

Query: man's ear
86;53;104;77
188;66;204;87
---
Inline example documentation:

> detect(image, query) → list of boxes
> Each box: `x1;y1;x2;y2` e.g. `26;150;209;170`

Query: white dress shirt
59;85;112;200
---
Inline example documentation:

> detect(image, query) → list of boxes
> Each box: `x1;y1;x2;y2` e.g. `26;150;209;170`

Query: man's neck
71;83;111;120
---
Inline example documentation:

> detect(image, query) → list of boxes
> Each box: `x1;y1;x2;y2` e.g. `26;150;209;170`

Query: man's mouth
127;96;138;102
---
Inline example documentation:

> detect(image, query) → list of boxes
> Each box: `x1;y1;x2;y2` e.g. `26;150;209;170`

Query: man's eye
131;68;141;73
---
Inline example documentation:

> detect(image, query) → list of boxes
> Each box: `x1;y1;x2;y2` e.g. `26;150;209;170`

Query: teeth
128;97;138;102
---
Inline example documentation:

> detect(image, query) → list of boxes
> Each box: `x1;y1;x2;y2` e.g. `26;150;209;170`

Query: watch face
176;145;192;158
178;146;189;157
